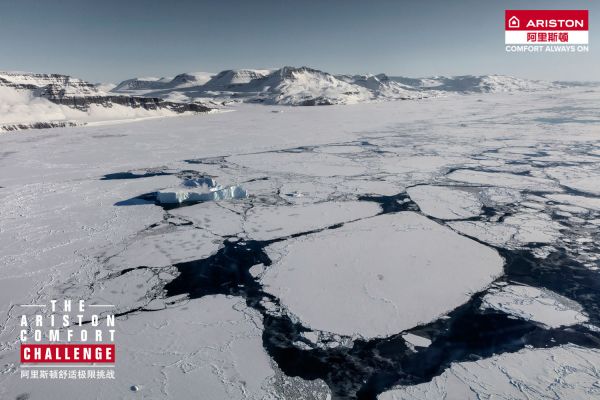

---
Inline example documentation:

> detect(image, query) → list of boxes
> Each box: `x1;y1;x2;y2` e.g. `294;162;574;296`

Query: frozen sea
1;88;600;399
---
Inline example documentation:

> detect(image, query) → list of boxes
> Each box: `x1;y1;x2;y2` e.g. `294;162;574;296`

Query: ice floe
546;166;600;195
546;193;600;212
378;156;462;178
378;345;600;400
244;201;381;241
450;211;561;248
448;169;559;191
261;212;503;338
480;186;522;205
278;180;339;204
168;201;245;237
338;179;402;196
105;226;222;268
402;332;432;350
407;185;482;220
482;284;588;328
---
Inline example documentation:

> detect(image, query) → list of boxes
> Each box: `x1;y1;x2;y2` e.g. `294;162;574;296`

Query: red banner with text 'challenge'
20;344;115;363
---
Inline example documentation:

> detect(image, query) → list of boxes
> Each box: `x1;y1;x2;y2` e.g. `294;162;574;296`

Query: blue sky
0;0;596;83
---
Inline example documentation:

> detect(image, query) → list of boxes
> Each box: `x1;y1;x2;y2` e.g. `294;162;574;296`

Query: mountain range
0;66;565;131
112;66;560;106
0;71;210;131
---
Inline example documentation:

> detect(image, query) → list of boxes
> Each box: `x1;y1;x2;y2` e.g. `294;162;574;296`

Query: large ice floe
406;185;482;220
261;212;504;338
378;345;600;400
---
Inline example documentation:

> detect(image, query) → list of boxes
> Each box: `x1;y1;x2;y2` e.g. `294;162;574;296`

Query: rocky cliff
0;71;211;131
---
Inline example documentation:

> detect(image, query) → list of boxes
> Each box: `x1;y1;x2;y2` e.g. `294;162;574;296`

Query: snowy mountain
0;71;211;131
169;71;214;88
113;71;215;94
111;76;172;93
114;66;429;105
139;69;275;104
0;71;101;97
0;68;563;132
389;74;557;93
202;69;272;89
113;67;560;106
253;66;373;105
338;73;421;99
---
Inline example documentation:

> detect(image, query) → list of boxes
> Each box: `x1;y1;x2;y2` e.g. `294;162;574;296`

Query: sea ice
546;166;600;195
546;193;600;211
261;212;503;338
407;185;482;220
105;226;221;269
228;152;367;177
448;169;559;191
1;86;599;399
482;284;588;328
378;155;462;177
378;345;600;400
244;201;381;241
0;295;331;400
402;332;432;349
449;211;561;248
168;201;245;237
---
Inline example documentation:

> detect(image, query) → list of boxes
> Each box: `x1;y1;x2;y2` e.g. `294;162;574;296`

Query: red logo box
21;344;116;363
505;10;588;31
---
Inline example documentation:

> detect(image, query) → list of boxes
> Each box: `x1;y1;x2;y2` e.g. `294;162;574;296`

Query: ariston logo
505;10;589;53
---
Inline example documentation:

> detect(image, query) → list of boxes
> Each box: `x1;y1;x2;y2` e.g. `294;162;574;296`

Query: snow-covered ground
379;345;600;400
0;85;599;399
